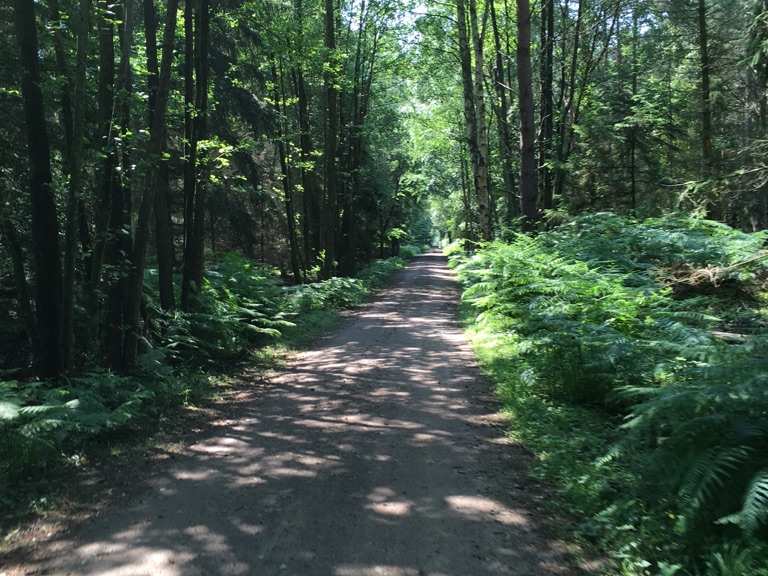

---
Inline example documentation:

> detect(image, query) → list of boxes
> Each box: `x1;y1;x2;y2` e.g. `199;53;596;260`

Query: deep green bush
399;244;424;259
0;355;209;491
454;213;768;574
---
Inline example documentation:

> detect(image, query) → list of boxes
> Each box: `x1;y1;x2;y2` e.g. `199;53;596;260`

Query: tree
123;0;180;367
13;0;64;376
516;0;538;226
323;0;340;276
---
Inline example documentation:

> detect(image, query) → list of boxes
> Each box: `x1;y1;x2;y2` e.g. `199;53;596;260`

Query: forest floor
3;253;591;576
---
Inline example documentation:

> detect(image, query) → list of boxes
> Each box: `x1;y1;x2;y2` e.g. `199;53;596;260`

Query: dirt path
10;253;580;576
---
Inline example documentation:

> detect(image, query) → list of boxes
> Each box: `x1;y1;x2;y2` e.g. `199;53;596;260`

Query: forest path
14;253;579;576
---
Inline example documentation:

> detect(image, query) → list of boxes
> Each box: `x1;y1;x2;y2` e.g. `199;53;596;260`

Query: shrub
454;213;768;572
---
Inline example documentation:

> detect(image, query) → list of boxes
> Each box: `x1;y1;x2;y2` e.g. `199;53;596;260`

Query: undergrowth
451;214;768;575
0;247;420;526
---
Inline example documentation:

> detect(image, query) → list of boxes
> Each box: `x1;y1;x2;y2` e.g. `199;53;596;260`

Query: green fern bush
0;361;209;492
454;213;768;573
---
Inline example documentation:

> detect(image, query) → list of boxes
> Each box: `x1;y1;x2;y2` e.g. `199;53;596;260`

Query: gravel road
10;252;578;576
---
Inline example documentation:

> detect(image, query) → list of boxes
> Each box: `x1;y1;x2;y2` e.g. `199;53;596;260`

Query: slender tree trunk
629;7;638;211
697;0;718;218
50;0;90;369
273;60;303;283
88;0;115;317
292;0;321;269
145;0;175;310
456;0;480;237
469;0;491;240
123;0;179;367
106;0;133;370
182;0;209;308
14;0;64;377
554;0;584;201
190;0;210;294
181;0;197;308
0;217;38;359
323;0;339;277
516;0;538;227
490;0;517;224
539;0;554;210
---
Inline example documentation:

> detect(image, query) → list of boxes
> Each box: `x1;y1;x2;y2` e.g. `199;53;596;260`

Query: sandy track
10;253;578;576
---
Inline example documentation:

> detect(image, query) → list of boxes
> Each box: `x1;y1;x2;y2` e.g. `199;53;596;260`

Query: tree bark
0;216;38;359
468;0;491;240
144;0;175;310
273;60;303;283
292;0;321;269
105;0;133;370
181;0;197;309
14;0;64;377
49;0;91;369
88;0;116;322
456;0;479;237
123;0;180;367
490;0;517;225
323;0;339;277
516;0;538;227
538;0;554;210
697;0;718;218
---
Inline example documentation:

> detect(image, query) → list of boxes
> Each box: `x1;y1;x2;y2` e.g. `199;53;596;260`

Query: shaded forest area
3;0;768;573
1;0;428;378
1;0;428;529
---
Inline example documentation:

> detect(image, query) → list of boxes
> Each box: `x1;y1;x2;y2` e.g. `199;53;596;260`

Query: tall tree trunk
123;0;180;367
106;0;133;370
538;0;554;210
697;0;718;218
89;0;116;339
182;0;209;308
0;216;38;360
49;0;90;369
629;6;638;211
469;0;491;240
273;60;303;283
145;0;175;310
323;0;339;277
456;0;479;237
62;0;91;370
554;0;584;201
293;0;321;269
516;0;539;227
189;0;210;295
490;0;517;225
181;0;197;309
14;0;64;377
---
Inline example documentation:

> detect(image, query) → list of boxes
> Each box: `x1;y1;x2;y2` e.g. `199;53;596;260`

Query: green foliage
286;276;369;312
398;244;425;259
455;213;768;574
0;359;210;493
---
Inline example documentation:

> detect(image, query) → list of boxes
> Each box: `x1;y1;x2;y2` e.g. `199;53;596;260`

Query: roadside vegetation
450;214;768;575
0;247;421;527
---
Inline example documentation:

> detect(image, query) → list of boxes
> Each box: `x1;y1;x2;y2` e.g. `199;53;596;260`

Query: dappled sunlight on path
16;253;579;576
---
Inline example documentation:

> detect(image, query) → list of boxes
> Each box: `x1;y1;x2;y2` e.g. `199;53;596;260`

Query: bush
454;213;768;573
0;355;210;492
399;244;424;259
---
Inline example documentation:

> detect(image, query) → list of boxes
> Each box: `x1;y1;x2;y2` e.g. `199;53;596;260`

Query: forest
1;0;768;574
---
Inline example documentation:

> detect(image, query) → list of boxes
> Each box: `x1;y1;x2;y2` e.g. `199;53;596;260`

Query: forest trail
11;253;578;576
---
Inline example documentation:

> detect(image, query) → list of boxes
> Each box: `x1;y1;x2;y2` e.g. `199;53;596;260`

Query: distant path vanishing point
13;252;580;576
